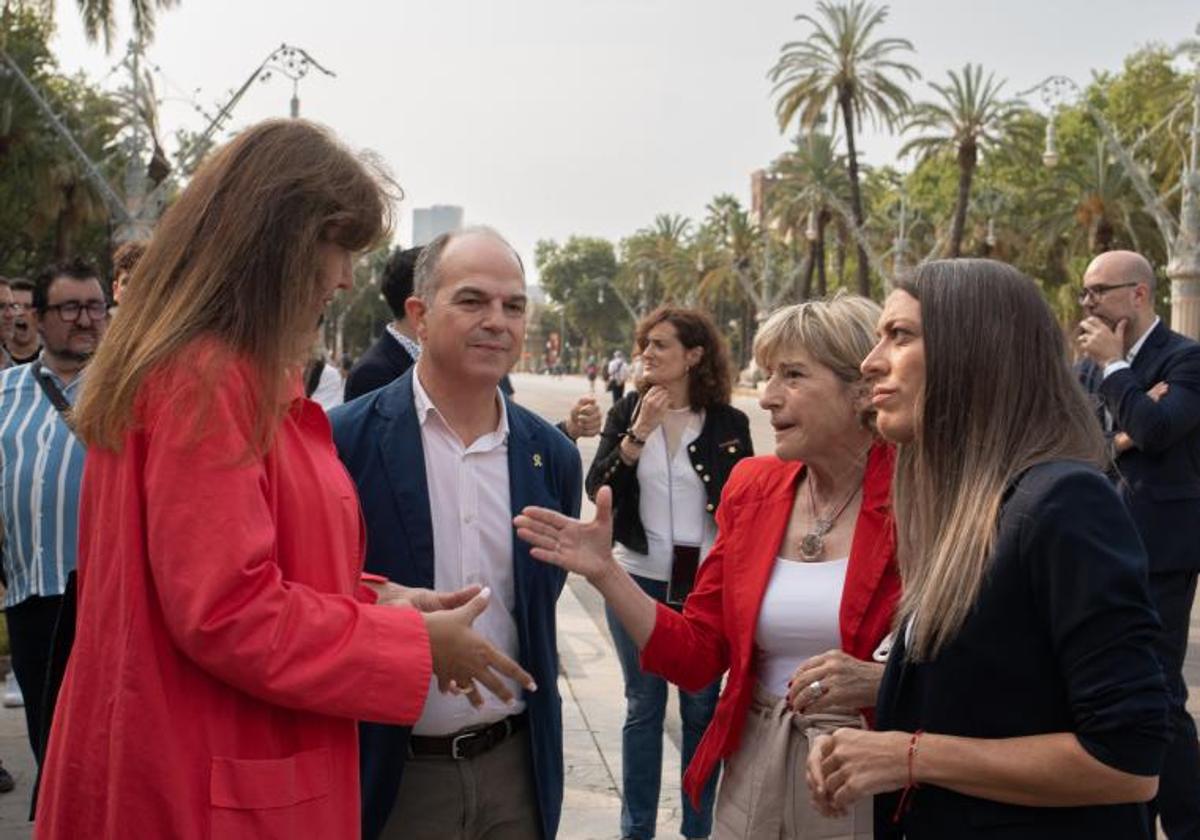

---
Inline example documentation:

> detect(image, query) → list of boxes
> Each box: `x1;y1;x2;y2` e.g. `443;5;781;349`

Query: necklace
797;473;862;562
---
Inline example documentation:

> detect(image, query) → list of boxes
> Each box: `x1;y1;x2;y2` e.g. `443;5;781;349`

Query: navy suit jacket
1078;320;1200;572
344;331;416;402
329;369;582;840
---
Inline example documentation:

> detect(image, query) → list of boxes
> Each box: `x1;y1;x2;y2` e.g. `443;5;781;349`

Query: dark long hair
893;259;1105;660
635;306;732;410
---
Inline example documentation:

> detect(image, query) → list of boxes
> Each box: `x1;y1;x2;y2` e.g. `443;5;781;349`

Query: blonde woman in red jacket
518;294;900;839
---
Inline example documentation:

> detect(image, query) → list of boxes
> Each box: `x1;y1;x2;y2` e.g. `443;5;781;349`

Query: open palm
514;486;616;581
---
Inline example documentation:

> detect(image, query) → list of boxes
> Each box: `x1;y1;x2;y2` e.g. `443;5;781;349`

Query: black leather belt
408;714;526;761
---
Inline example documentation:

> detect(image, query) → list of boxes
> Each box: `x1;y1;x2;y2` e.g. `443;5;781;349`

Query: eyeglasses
1078;282;1137;304
44;301;109;322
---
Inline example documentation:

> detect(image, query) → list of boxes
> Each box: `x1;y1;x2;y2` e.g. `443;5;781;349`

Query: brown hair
635;306;732;410
892;259;1105;661
74;119;395;453
112;240;148;277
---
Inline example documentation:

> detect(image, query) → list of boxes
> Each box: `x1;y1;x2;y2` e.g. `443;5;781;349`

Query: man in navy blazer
1077;250;1200;838
331;227;581;840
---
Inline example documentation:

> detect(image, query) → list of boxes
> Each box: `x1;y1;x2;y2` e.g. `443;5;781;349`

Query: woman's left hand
366;582;483;613
807;728;910;816
787;650;884;714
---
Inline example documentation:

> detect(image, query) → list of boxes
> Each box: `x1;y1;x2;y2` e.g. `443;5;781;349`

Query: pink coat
36;348;432;840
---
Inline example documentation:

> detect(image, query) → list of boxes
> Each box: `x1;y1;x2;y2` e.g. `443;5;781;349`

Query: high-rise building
412;205;464;245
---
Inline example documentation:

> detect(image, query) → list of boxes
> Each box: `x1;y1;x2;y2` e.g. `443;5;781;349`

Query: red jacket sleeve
640;493;737;692
142;364;431;725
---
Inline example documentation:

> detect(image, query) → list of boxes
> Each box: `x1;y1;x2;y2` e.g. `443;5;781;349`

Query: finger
461;681;487;708
516;528;561;554
487;648;537;692
442;677;459;695
469;666;515;705
438;585;483;611
515;506;577;530
454;587;492;624
513;518;561;543
595;486;614;527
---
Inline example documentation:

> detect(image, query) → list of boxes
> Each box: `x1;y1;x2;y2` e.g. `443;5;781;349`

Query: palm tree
899;64;1026;257
768;131;849;298
31;0;179;51
622;214;695;304
769;0;918;296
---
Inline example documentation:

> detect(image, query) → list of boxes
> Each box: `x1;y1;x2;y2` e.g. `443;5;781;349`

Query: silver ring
809;680;823;697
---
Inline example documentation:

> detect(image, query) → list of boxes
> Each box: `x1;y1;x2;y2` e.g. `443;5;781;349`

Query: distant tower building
412;205;464;245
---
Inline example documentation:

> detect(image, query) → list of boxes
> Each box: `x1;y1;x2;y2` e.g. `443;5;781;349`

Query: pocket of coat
210;747;332;810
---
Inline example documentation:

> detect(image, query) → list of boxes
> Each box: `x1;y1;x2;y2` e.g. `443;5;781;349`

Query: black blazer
874;461;1168;839
1077;320;1200;572
343;331;416;402
586;392;752;555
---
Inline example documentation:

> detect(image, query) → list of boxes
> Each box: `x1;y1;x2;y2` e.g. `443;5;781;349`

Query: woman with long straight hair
806;259;1169;839
35;120;531;840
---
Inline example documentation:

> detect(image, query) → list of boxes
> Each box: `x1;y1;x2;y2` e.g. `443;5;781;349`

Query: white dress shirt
411;372;524;735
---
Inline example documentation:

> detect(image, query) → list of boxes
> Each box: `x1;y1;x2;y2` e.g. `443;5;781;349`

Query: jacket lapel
376;374;435;588
1131;320;1168;380
840;443;897;655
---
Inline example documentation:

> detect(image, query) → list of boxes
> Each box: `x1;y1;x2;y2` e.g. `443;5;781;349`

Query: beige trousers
712;686;873;840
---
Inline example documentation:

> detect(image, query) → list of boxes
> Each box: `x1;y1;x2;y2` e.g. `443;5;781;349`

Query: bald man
1076;250;1200;838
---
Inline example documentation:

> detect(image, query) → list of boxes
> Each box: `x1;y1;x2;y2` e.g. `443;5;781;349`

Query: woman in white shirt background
584;306;753;840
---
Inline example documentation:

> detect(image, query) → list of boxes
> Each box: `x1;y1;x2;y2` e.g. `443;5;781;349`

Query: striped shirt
0;362;85;607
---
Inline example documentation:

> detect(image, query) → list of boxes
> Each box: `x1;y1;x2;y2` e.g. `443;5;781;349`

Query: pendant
798;532;825;561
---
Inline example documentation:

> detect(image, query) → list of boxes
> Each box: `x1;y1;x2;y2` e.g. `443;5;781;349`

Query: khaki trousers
380;728;540;840
712;686;872;840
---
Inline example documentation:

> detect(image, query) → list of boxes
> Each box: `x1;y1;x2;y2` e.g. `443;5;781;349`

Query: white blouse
754;556;848;697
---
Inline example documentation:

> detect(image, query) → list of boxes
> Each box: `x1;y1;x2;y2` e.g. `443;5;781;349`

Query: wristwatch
624;428;646;447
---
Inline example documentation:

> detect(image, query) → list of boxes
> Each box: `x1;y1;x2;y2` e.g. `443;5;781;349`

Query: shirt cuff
1102;360;1131;380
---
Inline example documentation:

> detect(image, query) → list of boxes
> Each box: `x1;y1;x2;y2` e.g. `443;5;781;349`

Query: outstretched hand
367;582;482;613
515;486;618;584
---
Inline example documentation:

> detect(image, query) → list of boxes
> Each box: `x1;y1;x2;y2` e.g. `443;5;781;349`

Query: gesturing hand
423;588;536;708
788;649;884;715
514;486;617;585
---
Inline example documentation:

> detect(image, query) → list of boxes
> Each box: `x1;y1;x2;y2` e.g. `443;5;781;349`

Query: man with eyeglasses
7;280;40;365
1076;249;1200;839
0;258;108;771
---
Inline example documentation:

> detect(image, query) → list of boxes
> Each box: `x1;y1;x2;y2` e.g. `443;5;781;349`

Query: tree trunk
949;141;977;258
1091;216;1115;255
839;90;871;297
816;214;829;298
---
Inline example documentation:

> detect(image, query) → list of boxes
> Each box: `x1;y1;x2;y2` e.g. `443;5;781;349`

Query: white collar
1127;316;1160;364
412;368;509;440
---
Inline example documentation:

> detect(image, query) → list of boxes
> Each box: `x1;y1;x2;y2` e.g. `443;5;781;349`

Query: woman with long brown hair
806;259;1168;839
35;120;531;840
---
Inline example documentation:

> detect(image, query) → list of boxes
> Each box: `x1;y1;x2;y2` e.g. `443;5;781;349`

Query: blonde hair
754;292;881;385
893;260;1105;661
74;119;395;453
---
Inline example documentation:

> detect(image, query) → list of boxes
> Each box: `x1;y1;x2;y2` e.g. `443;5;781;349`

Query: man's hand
563;395;602;440
1077;316;1127;367
424;588;536;708
1111;382;1167;456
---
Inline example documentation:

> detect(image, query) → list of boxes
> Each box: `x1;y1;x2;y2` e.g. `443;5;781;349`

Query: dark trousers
5;595;62;764
1148;570;1200;839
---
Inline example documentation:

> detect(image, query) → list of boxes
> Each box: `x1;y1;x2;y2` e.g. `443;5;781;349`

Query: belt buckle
450;731;474;760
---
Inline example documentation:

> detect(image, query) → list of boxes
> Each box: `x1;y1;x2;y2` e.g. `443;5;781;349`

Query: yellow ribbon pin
532;453;543;468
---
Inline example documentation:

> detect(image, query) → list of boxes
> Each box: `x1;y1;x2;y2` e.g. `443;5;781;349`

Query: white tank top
754;556;848;697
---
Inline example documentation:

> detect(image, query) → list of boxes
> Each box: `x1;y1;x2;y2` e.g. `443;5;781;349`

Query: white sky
48;0;1199;283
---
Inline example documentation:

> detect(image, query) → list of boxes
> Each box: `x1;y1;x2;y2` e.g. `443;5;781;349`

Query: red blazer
640;442;899;804
36;348;432;840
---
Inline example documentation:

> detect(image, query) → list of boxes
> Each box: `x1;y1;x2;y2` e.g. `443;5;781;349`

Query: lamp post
1023;73;1200;339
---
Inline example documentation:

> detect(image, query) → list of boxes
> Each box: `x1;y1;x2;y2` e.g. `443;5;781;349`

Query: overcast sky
48;0;1199;282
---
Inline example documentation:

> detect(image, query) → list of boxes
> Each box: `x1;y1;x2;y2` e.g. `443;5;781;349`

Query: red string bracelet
891;729;924;824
